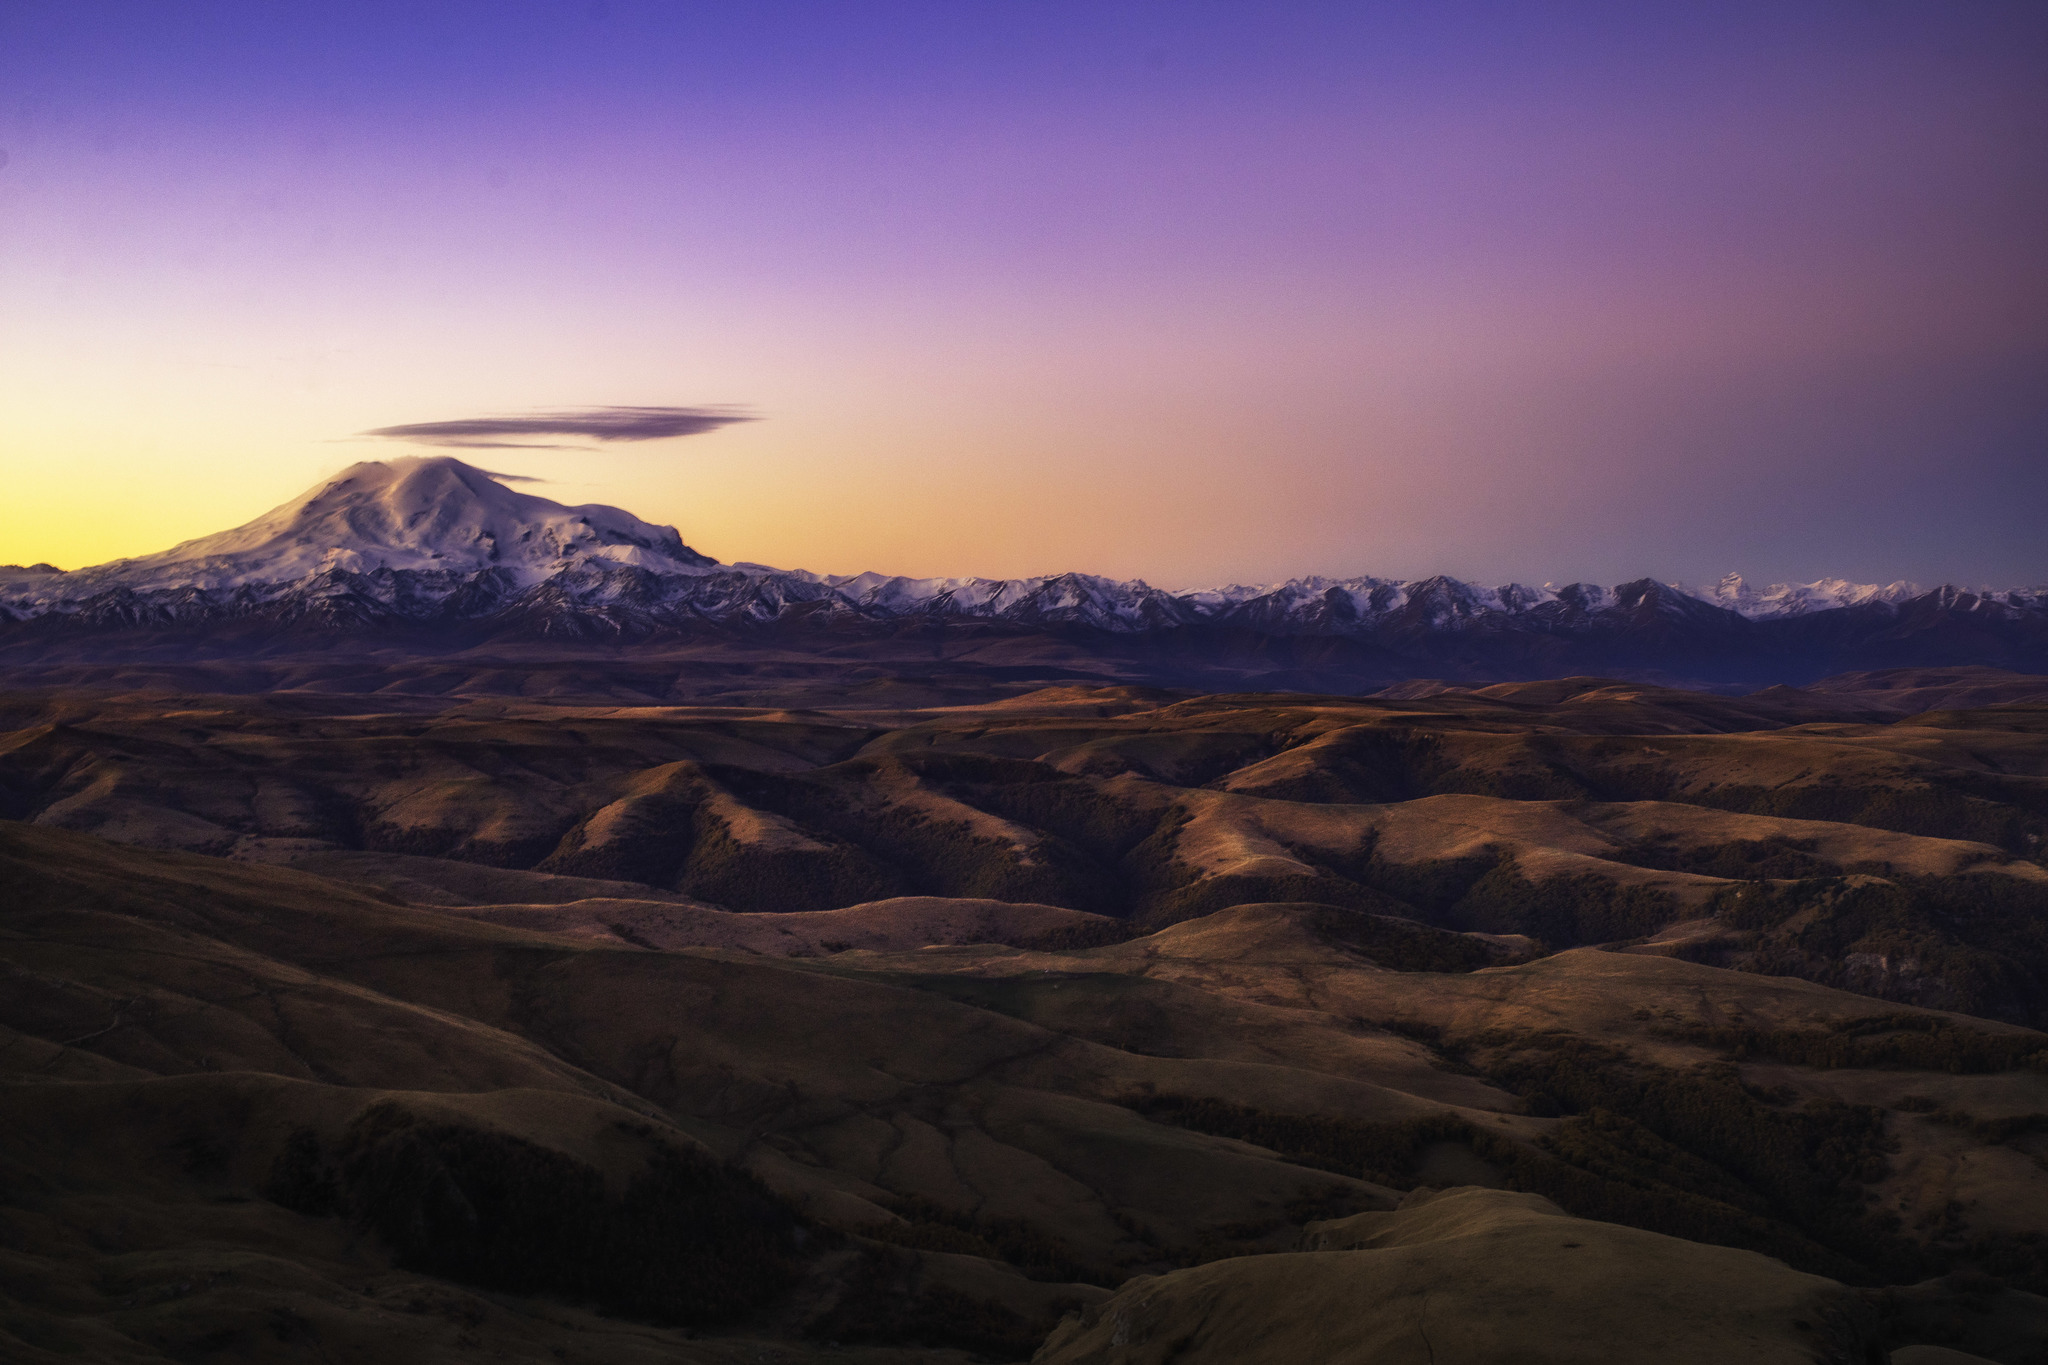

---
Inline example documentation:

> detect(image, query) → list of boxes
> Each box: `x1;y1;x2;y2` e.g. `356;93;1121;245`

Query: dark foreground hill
7;820;2048;1363
5;678;2048;1360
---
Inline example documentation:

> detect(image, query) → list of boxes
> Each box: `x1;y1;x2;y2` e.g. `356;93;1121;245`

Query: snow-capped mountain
3;458;2043;686
1691;573;1925;619
19;456;715;597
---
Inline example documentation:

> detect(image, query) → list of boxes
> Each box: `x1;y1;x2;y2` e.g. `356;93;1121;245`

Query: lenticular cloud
363;405;753;449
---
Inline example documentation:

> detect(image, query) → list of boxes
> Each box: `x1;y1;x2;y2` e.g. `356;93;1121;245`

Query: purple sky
2;2;2044;589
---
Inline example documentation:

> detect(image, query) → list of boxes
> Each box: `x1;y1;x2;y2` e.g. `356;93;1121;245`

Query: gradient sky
2;1;2045;590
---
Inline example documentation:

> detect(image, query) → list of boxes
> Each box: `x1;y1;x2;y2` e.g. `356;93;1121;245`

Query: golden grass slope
5;675;2048;1360
5;817;2048;1359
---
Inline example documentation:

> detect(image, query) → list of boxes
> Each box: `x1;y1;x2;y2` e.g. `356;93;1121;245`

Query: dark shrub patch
1128;1093;1471;1183
1709;877;1839;931
261;1128;336;1216
536;793;698;885
1611;834;1833;881
1115;807;1406;929
1357;850;1505;921
1223;726;1450;805
675;803;905;912
870;1194;1104;1285
1921;1107;2048;1145
707;760;1124;912
1687;875;2048;1028
1009;918;1141;952
1134;870;1399;929
1655;1014;2048;1074
1305;906;1521;972
1445;860;1681;946
804;1246;1055;1361
1316;838;1685;947
268;1108;806;1327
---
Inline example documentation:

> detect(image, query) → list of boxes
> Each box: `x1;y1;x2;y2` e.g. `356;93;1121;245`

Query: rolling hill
5;676;2048;1360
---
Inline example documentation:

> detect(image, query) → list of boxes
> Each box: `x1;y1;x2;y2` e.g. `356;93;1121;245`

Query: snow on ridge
1177;573;1948;622
0;458;2030;632
1691;572;1923;618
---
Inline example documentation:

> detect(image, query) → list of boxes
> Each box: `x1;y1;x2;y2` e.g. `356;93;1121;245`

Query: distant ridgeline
3;457;2043;690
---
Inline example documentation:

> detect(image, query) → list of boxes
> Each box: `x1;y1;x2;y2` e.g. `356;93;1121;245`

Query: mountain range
4;455;2044;691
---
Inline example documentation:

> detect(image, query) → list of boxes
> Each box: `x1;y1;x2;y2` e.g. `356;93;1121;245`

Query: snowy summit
35;456;717;596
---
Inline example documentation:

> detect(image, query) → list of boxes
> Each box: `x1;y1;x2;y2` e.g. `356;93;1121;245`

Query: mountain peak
64;456;718;593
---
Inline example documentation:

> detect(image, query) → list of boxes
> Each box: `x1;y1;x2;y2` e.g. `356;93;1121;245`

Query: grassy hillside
4;677;2048;1359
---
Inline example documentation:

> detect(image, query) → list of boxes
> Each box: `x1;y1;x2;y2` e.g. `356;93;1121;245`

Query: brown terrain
4;665;2048;1363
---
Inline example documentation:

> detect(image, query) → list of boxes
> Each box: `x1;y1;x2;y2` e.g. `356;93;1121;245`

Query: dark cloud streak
363;405;753;449
434;440;584;451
